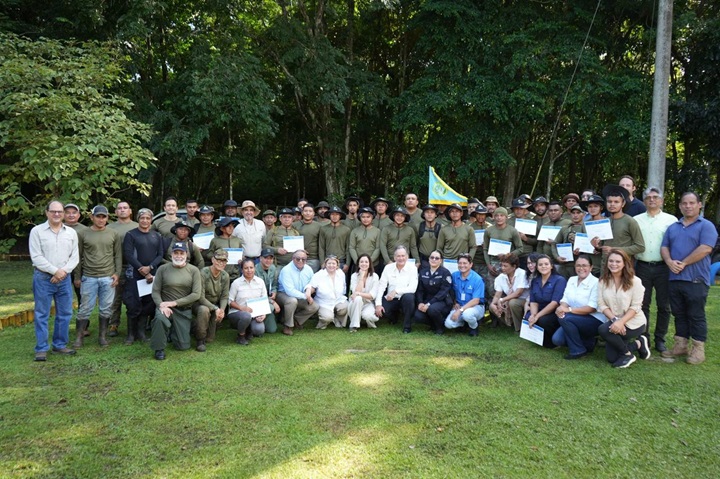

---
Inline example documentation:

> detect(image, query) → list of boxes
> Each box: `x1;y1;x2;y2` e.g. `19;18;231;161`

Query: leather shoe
34;352;47;362
154;349;165;360
51;347;77;355
236;335;249;345
655;339;667;353
468;328;479;337
282;326;294;336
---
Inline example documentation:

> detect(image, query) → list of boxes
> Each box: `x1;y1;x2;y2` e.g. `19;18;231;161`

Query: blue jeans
445;305;485;330
33;271;74;352
77;276;115;320
558;313;603;356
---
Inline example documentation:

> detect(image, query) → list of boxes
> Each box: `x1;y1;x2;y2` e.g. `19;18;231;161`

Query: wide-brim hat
580;194;605;211
602;184;630;210
344;195;364;210
467;197;481;206
420;204;439;220
471;204;489;216
562;193;581;205
519;194;533;205
390;206;410;223
358;206;376;218
444;203;465;221
171;220;195;238
511;198;529;209
240;200;261;216
198;205;218;219
214;217;239;236
326;205;346;220
292;207;302;215
262;209;277;218
370;197;392;211
530;196;549;213
278;207;294;217
485;196;499;206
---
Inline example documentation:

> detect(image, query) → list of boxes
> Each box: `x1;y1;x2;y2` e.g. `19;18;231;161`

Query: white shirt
29;221;79;275
560;275;605;322
634;210;677;262
375;262;418;306
349;272;380;304
494;268;529;299
308;269;348;309
228;276;268;314
232;219;266;257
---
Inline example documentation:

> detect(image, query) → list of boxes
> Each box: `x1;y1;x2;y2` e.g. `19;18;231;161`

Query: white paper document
574;232;595;254
443;259;458;274
584;219;613;241
246;297;271;317
514;218;538;236
192;232;214;250
407;258;416;265
556;243;574;261
520;320;545;346
487;239;512;257
225;248;244;265
474;230;485;246
136;279;153;297
537;225;562;242
283;236;305;252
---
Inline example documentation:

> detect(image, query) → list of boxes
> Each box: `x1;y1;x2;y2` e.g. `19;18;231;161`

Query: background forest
1;0;719;240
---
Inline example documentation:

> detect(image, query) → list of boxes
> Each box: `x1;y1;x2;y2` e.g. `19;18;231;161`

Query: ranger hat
171;220;195;238
358;206;376;218
485;196;499;206
240;200;261;216
580;194;605;211
390;206;410;223
511;198;529;209
444;203;465;221
326;205;346;220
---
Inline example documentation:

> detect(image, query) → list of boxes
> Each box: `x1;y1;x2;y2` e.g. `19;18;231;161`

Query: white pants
348;296;379;328
317;301;349;329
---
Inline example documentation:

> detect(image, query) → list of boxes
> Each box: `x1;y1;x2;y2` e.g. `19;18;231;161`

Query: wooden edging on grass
0;254;30;261
0;307;42;331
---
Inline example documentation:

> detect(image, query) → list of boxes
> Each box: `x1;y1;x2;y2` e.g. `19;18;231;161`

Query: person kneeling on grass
488;253;527;332
597;249;650;368
526;254;566;348
306;255;349;329
150;242;202;360
348;254;380;332
226;258;270;345
444;253;485;337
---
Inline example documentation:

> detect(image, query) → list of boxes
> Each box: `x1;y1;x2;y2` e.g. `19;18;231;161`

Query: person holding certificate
210;217;243;283
553;204;585;278
470;206;493;300
508;197;538;265
305;255;349;329
483;207;523;283
591;185;645;270
348;254;380;332
227;258;270;345
413;250;453;334
537;201;570;257
263;208;300;269
597;249;649;368
527;254;567;348
489;253;528;332
579;194;606;276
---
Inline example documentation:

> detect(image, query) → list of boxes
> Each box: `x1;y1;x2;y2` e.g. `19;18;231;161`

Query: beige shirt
228;276;268;314
597;276;646;330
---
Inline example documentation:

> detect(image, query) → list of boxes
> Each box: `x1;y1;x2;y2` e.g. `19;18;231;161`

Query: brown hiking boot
686;340;705;365
661;335;688;358
73;320;89;348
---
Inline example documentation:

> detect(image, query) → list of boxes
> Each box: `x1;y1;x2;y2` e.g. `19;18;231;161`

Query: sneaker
613;354;636;369
235;335;249;345
196;341;206;352
564;352;587;360
637;336;651;360
51;347;77;355
349;327;358;333
468;328;479;337
654;339;667;353
34;351;47;362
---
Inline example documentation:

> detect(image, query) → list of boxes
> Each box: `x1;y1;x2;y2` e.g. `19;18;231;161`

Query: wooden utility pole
648;0;673;190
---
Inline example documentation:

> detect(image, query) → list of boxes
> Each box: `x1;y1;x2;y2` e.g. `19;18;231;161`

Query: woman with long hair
597;249;649;368
347;254;380;331
413;250;453;334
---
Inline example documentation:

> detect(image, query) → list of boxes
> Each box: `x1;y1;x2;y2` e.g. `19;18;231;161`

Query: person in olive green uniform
107;201;139;337
152;196;181;239
531;197;550;226
371;197;393;230
435;204;450;226
184;199;200;228
262;210;277;233
264;208;300;271
348;207;381;267
319;206;352;272
404;192;424;232
64;203;88;315
437;203;476;260
293;204;323;272
507;197;538;265
591;185;645;269
195;205;217;265
315;201;331;225
553;204;586;278
209;217;243;282
163;220;205;269
466;197;481;224
470;205;493;299
537;201;571;257
580;194;605;276
561;193;580;220
483;207;523;286
74;205;123;348
380;207;420;264
255;248;281;333
342;195;363;230
150;242;203;360
192;248;230;351
417;205;442;266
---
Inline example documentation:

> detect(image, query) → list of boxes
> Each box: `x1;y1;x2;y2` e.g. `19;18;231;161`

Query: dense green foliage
1;0;718;230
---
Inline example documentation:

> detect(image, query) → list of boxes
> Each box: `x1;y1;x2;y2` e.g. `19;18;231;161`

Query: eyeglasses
293;257;307;262
48;210;64;215
429;255;442;260
214;258;228;263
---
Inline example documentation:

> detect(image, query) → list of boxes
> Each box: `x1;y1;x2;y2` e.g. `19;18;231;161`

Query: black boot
73;320;89;348
135;316;147;342
124;317;136;345
98;317;109;347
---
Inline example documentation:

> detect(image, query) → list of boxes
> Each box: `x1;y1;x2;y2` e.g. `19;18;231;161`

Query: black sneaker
468;328;479;337
638;336;651;360
154;349;165;360
613;354;636;369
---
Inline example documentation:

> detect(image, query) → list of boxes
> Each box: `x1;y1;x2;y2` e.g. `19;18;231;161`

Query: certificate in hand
515;218;538;236
443;259;458;274
520;320;545;346
136;279;153;297
225;248;244;265
283;236;305;252
584;219;613;240
574;232;595;254
487;239;512;257
246;297;271;318
474;230;485;246
556;243;574;261
537;225;562;242
192;232;213;250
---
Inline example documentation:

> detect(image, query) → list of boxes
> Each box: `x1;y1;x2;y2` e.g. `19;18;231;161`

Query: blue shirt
661;217;718;285
529;274;567;309
451;270;484;306
278;263;314;299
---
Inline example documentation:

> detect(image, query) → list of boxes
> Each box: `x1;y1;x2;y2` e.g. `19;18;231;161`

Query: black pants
669;281;709;342
382;293;415;327
123;276;156;321
412;301;452;331
635;260;671;342
598;322;644;363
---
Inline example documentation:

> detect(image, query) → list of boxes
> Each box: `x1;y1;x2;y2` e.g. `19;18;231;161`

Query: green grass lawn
0;261;35;318
1;261;719;478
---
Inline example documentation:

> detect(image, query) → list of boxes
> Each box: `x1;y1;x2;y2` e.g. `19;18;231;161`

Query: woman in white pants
348;254;379;331
306;255;349;328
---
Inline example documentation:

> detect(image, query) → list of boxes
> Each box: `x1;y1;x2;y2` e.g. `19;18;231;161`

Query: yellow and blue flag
428;167;467;206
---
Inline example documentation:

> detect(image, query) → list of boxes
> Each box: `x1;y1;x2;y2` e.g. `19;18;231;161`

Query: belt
637;260;665;266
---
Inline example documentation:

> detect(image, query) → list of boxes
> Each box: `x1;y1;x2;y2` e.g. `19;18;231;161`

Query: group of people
28;176;717;367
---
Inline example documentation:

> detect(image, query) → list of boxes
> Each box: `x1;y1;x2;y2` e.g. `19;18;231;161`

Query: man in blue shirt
276;250;320;336
660;192;718;364
445;253;485;336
